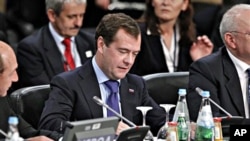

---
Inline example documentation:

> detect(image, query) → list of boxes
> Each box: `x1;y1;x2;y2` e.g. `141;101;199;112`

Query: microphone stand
195;87;243;119
93;96;136;127
0;129;9;138
93;96;154;141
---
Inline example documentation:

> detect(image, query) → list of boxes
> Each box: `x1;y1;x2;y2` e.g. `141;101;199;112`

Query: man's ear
47;9;57;22
225;32;237;49
97;36;106;53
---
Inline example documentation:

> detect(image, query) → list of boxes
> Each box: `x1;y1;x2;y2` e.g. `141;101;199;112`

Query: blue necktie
247;69;250;111
104;80;120;117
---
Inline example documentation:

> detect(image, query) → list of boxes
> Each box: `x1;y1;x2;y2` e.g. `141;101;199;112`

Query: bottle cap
168;121;177;126
201;91;210;97
213;117;222;122
178;89;187;96
8;116;18;124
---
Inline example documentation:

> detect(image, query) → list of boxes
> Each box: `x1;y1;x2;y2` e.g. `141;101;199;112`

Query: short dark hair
95;13;141;47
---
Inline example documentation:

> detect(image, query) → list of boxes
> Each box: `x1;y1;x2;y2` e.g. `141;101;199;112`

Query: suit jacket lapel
222;49;245;116
119;77;137;122
77;60;103;118
148;35;168;70
43;26;64;74
75;35;86;63
75;32;94;64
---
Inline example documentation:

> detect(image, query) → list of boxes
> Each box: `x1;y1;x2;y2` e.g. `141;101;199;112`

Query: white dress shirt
227;49;250;118
48;23;82;67
92;56;121;117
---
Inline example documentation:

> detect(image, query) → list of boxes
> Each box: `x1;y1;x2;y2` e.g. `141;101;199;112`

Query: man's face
49;2;86;37
97;29;141;80
226;11;250;64
0;51;18;96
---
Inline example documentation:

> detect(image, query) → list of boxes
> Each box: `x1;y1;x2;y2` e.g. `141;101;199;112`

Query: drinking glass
136;106;154;141
156;104;176;140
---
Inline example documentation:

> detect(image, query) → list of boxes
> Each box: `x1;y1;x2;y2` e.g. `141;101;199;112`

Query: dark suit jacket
0;96;61;140
130;23;193;76
38;59;166;135
187;47;245;121
14;25;95;90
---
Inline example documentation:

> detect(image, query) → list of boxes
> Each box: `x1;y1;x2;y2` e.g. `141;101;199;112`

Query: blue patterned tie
104;80;120;117
247;69;250;112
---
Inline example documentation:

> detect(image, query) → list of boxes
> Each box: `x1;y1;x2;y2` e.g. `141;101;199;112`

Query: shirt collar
227;48;250;75
92;56;121;84
48;23;75;43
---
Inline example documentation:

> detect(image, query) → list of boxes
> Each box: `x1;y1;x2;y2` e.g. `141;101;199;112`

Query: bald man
0;41;18;96
0;41;62;140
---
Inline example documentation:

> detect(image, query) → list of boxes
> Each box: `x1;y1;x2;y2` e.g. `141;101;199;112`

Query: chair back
143;72;189;105
10;84;50;129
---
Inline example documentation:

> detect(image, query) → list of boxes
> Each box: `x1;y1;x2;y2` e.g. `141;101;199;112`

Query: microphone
93;96;136;127
195;87;248;137
195;87;242;119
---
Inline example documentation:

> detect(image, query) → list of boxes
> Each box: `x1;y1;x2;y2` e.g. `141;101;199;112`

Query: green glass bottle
177;112;189;141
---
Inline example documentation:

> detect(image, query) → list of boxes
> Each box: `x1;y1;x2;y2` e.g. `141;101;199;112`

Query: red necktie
62;38;75;71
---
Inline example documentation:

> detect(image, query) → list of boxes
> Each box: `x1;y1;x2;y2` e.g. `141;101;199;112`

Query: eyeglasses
230;31;250;36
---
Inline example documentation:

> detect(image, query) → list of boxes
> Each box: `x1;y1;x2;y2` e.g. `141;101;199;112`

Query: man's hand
26;136;54;141
116;121;130;135
95;0;110;10
190;122;197;140
190;35;214;61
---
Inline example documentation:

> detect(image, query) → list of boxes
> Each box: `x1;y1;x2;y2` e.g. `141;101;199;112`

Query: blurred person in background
11;0;96;93
187;4;250;121
130;0;214;76
0;41;62;140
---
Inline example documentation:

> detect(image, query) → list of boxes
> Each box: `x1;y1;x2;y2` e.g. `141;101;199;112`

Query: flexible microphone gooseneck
195;87;244;119
93;96;154;141
0;129;8;138
92;96;136;127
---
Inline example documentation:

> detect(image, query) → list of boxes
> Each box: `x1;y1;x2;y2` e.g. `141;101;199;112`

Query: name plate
75;128;115;141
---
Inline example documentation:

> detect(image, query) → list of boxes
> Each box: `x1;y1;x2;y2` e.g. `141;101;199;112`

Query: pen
60;121;63;132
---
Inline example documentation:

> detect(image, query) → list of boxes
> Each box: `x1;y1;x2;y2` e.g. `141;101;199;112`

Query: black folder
116;126;150;141
221;116;250;137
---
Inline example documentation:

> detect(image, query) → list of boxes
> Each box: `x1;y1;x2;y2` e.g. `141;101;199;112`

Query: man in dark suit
187;4;250;122
0;41;62;140
12;0;95;91
38;13;166;136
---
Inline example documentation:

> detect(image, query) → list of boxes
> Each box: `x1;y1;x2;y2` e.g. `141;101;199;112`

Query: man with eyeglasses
187;4;250;122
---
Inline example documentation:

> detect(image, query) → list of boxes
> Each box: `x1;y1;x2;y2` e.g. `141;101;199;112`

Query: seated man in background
187;4;250;121
0;41;62;140
38;13;166;136
11;0;95;92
